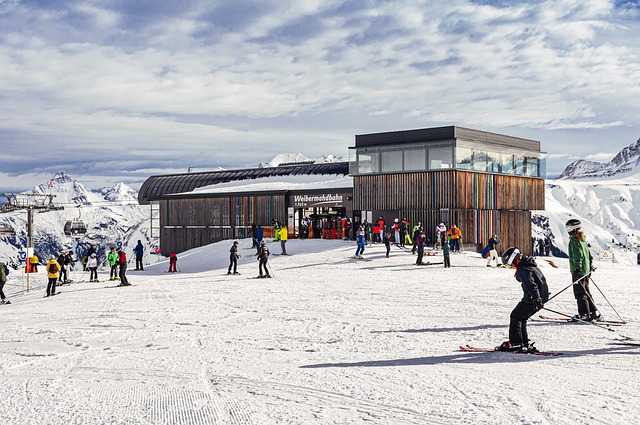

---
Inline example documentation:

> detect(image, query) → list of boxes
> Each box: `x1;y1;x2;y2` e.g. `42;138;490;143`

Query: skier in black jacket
257;241;271;278
227;241;240;275
497;247;550;353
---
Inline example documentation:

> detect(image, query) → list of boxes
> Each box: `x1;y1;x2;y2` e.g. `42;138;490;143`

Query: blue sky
0;0;639;193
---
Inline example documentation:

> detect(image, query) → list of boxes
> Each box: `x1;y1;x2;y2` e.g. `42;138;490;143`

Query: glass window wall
456;147;473;170
350;140;544;178
357;151;380;174
430;146;453;169
404;147;426;171
381;150;403;172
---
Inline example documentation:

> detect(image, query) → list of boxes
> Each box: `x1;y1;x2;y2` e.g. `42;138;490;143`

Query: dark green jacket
568;235;592;276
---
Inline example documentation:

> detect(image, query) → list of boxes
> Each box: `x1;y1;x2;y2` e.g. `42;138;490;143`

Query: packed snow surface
1;239;639;424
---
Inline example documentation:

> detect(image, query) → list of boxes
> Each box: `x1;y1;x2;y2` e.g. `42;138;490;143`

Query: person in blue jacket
134;240;144;271
255;225;264;255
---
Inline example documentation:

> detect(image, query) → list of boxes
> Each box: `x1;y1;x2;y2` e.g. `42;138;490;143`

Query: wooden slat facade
159;194;285;254
354;171;544;256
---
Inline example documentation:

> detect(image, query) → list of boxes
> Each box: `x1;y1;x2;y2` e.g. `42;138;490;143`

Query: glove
590;265;596;273
533;298;544;310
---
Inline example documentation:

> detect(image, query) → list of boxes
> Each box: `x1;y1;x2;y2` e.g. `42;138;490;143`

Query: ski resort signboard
291;193;344;208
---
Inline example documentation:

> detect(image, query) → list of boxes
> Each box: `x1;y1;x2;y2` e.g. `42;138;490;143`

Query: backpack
48;262;59;274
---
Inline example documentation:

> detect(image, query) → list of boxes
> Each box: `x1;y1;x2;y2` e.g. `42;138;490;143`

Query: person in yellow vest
279;226;288;255
30;254;39;272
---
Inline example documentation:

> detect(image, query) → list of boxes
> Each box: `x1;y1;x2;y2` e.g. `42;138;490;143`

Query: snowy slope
533;175;640;264
1;239;638;424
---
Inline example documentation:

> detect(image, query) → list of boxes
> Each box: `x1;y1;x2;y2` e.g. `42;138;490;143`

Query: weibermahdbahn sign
291;193;344;208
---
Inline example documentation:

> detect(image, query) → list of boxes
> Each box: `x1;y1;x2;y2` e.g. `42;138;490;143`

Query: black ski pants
228;256;237;274
259;259;269;276
136;256;144;271
119;263;128;284
0;281;5;300
416;246;424;264
443;254;451;268
46;278;57;296
572;273;597;316
509;302;538;346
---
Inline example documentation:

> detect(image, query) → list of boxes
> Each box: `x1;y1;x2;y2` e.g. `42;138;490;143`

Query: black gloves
533;298;544;311
590;265;596;273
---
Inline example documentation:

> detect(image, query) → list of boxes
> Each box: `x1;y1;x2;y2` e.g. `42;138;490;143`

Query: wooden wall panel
455;171;545;210
355;171;544;212
159;195;285;254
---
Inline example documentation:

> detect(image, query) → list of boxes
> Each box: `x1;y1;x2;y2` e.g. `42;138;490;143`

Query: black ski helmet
565;218;581;233
501;247;522;267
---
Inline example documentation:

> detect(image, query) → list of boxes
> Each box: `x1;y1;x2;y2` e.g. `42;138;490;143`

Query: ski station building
139;126;546;256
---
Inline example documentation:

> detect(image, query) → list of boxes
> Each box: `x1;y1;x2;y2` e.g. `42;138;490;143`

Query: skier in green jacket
566;219;600;321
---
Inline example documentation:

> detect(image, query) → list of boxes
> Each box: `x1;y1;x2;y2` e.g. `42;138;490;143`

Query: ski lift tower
0;193;64;292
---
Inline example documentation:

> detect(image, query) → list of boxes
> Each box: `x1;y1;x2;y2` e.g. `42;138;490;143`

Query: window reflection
381;150;403;172
352;143;543;177
430;146;453;169
404;148;426;171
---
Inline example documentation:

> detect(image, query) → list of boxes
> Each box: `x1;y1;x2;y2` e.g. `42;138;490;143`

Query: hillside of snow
533;137;640;264
1;239;638;424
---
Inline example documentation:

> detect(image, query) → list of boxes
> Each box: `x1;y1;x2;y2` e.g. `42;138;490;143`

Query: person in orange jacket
448;225;462;253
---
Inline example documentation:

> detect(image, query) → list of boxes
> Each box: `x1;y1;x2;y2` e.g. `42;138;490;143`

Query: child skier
442;240;451;268
354;225;366;259
107;247;118;281
384;232;392;258
497;247;550;353
227;241;240;275
257;241;271;278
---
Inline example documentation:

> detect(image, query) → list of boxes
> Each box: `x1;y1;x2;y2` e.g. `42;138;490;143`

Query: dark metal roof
138;162;350;204
354;126;541;151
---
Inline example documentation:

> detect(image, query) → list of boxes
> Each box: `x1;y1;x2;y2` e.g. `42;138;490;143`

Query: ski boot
496;341;512;351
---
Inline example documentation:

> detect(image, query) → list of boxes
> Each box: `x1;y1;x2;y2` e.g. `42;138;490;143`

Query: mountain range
0;171;152;270
558;138;640;180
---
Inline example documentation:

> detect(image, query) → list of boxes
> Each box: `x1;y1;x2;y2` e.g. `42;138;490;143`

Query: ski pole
547;272;591;303
541;306;633;339
589;276;625;322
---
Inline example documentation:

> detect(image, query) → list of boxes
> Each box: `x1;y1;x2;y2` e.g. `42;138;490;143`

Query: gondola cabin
64;219;88;237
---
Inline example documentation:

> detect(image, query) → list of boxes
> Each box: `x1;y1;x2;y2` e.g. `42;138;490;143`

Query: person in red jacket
168;252;178;272
116;248;130;286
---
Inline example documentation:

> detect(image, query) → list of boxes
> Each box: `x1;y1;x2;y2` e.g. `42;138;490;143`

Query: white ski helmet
565;218;581;233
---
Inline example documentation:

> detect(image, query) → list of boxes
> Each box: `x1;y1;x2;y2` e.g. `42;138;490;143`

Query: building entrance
296;207;347;239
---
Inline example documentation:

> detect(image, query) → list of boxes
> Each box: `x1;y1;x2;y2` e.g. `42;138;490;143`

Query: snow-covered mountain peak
258;153;345;168
259;153;312;168
99;182;139;204
32;171;104;206
559;137;640;180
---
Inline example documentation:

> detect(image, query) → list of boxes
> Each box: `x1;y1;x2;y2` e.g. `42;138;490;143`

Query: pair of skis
459;344;562;357
531;315;627;326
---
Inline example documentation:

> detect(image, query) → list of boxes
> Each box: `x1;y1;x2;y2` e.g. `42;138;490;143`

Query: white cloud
0;0;638;191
